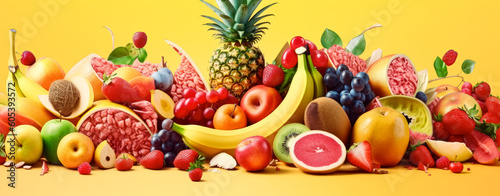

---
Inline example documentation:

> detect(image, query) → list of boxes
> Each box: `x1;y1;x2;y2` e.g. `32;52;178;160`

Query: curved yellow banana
0;91;7;106
172;54;314;158
6;29;25;98
307;55;326;99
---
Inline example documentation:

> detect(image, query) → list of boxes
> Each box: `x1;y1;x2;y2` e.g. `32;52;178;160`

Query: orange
352;106;409;167
213;104;247;130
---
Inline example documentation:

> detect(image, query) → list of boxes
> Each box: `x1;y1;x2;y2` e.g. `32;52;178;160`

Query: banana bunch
307;54;326;99
172;54;315;158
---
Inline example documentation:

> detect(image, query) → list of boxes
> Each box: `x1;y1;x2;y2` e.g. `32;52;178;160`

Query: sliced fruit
426;140;472;162
379;95;433;136
290;130;346;174
464;130;499;164
347;141;373;172
209;152;237;170
39;76;94;119
117;153;137;164
94;140;116;169
272;123;310;164
151;89;175;119
111;67;142;82
367;54;418;97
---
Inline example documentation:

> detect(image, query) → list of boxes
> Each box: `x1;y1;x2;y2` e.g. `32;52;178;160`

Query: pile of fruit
2;0;499;183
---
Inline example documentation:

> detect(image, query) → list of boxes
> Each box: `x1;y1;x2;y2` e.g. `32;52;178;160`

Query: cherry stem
230;104;237;118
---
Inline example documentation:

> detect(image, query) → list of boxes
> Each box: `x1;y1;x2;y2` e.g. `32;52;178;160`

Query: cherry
311;50;328;67
449;162;463;173
21;51;36;66
290;36;306;50
282;47;298;69
305;40;318;52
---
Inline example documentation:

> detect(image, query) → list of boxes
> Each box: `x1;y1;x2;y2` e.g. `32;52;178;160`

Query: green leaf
433;57;448;78
345;34;365;56
475;120;499;139
107;46;129;61
126;43;140;58
321;28;342;49
110;56;134;65
461;59;476;74
217;0;237;18
138;48;147;63
275;63;297;95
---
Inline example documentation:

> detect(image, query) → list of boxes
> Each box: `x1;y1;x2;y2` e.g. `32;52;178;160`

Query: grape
206;120;214;128
365;92;375;105
174;143;187;154
151;146;159;152
305;40;318;52
151;134;162;148
183;88;197;99
217;87;229;100
290;36;306;50
340;94;354;105
356;72;370;85
161;119;173;130
350;89;363;100
311;50;328;67
333;84;344;93
203;107;216;120
164;152;176;167
340;70;353;85
359;93;366;103
349;113;359;125
158;129;170;143
184;98;199;111
361;84;371;94
336;64;348;76
351;100;365;115
351;77;365;92
161;141;173;153
170;131;182;143
195;91;207;104
191;108;204;122
282;47;298;69
342;105;350;114
174;98;189;118
326;91;340;103
324;73;340;88
416;91;427;103
325;67;336;75
206;90;220;103
344;85;352;91
340;90;350;96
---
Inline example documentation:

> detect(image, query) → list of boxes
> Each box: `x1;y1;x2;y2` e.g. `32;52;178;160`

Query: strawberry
480;112;500;124
462;82;473;91
442;107;477;135
78;162;91;175
262;64;285;87
409;145;435;167
473;82;491;102
140;150;164;170
442;49;458;66
41;160;49;176
417;162;428;172
174;149;206;170
115;155;134;171
486;96;500;115
133;32;147;49
432;121;450;141
347;141;373;172
447;135;465;143
496;128;500;151
464;130;499;164
478;100;488;114
102;73;142;105
20;50;36;66
436;156;450;169
189;168;203;181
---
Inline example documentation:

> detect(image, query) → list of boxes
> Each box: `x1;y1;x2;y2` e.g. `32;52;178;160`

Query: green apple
41;119;76;164
6;125;43;164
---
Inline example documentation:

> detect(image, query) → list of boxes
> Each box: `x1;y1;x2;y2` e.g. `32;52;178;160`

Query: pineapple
201;0;276;99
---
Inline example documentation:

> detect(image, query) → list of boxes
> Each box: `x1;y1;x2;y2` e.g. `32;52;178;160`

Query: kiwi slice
273;123;310;164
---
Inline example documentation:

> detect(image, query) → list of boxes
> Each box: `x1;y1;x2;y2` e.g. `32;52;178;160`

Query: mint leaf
433;57;448;78
462;59;476;74
138;48;147;63
346;34;365;56
107;47;130;61
110;56;134;65
321;28;342;49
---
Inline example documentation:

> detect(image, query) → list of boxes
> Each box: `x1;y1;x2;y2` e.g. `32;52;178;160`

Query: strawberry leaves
474;121;499;140
187;155;206;172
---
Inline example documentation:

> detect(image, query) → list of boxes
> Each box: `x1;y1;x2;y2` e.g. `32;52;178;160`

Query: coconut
48;79;80;117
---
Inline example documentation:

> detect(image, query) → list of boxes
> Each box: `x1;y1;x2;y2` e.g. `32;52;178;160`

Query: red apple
240;85;282;124
435;84;460;99
235;135;273;172
434;92;482;119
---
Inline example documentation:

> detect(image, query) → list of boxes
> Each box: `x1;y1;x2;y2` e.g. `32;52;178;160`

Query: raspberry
436;156;450;169
461;88;472;96
462;82;473;91
443;49;458;66
133;32;148;48
78;162;91;175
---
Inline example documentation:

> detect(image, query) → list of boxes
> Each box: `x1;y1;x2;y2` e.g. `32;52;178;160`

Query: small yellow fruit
111;67;142;82
426;140;473;162
94;141;116;169
151;90;175;119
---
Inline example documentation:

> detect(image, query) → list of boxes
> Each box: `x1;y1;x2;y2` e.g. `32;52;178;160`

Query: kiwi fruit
273;123;310;164
304;97;351;146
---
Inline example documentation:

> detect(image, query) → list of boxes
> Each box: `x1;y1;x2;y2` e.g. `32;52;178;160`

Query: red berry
462;82;473;91
174;98;189;118
409;145;435;167
433;121;450;141
461;88;472;96
290;36;306;51
191;108;204;122
478;100;488;114
480;112;500;124
203;107;215;120
206;91;219;103
115;156;134;171
311;50;328;68
78;162;91;175
442;49;458;66
21;51;36;66
133;32;147;48
447;135;465;143
262;64;285;87
436;156;450;169
216;87;229;100
305;40;317;52
189;168;203;181
442;109;476;135
183;88;197;99
486;96;500;115
473;82;491;102
195;91;207;104
449;162;463;173
282;47;298;69
140;150;164;170
206;120;214;128
184;98;199;111
174;149;199;170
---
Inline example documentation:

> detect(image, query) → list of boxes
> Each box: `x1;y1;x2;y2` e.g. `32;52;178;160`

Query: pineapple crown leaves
187;155;206;172
458;105;479;121
102;73;117;85
200;0;277;44
0;134;5;157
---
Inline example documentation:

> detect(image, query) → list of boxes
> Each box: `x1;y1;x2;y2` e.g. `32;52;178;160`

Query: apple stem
230;104;237;118
9;129;21;147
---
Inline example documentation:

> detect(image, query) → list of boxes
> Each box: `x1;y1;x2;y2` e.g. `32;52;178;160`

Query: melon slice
39;76;94;119
427;140;473;162
290;130;346;174
164;40;210;103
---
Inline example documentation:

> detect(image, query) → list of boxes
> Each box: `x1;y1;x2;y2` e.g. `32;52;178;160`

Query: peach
435;84;460;99
25;57;66;90
130;76;155;101
433;92;482;119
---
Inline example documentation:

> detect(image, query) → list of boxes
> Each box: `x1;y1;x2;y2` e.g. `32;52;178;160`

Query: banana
0;91;7;106
306;55;326;99
6;29;25;98
8;30;48;103
172;54;314;158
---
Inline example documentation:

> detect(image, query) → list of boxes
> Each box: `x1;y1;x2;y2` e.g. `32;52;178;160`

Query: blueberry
341;90;350;96
174;142;187;154
344;85;352;91
336;64;349;76
326;91;341;103
416;91;428;103
164;152;176;167
326;67;337;75
169;131;182;143
161;141;173;153
351;77;365;92
324;73;340;88
351;100;365;115
361;83;372;94
340;70;353;85
151;134;162;148
333;83;344;93
340;94;354;105
342;105;350;115
161;119;174;130
356;72;370;85
158;129;170;143
348;113;359;125
350;89;363;100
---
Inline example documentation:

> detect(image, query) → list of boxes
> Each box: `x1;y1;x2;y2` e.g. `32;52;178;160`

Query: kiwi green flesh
273;123;310;164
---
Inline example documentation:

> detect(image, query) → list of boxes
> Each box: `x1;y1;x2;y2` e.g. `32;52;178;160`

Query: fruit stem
162;56;167;68
9;130;21;147
230;104;237;118
428;74;465;87
103;26;115;50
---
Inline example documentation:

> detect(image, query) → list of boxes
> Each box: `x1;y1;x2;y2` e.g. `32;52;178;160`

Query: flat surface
1;160;498;195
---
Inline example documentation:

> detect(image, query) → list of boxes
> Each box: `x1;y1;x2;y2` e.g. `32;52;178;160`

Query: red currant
183;88;197;99
290;36;306;50
311;50;328;67
184;98;199;111
206;91;220;103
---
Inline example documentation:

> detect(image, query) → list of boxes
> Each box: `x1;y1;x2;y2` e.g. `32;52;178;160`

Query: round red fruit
217;87;229;100
133;32;147;48
206;91;220;103
174;99;189;118
462;82;473;91
433;121;450;141
206;120;214;128
195;91;207;104
184;98;199;111
461;88;472;96
183;88;197;99
282;47;298;69
442;49;458;66
21;51;36;66
262;64;284;87
290;36;306;50
473;82;490;102
449;162;463;173
311;50;328;67
305;40;317;52
191;108;204;122
203;107;216;120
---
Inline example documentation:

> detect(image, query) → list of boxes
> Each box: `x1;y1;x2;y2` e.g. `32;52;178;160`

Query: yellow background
1;0;500;195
